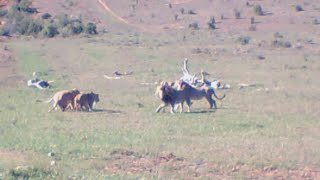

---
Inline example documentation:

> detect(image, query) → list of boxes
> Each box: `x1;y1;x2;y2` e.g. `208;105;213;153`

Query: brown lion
155;80;226;113
47;89;80;112
155;81;191;113
74;92;99;112
176;80;225;109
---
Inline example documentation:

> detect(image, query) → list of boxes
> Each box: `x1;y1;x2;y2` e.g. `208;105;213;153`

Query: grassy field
0;29;320;179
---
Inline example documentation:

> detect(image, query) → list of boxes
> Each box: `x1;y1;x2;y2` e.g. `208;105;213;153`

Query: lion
47;89;80;112
176;80;225;109
74;92;99;112
155;80;225;113
155;81;191;113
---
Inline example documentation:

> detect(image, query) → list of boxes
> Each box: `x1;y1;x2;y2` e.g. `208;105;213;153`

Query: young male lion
47;89;80;112
155;81;191;113
74;92;99;112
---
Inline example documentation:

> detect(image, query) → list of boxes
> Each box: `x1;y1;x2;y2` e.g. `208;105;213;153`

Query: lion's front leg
179;102;184;113
170;103;176;114
186;98;191;112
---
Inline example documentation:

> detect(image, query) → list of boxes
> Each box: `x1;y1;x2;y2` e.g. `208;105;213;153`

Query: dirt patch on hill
104;149;320;178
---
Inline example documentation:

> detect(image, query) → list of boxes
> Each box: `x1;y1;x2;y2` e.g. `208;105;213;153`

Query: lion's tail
45;97;53;104
212;91;226;100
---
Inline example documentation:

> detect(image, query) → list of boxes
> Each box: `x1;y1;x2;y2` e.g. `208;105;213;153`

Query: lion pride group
47;59;225;113
46;89;99;112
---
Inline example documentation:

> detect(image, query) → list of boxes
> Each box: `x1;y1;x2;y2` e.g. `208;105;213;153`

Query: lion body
177;81;225;109
47;89;80;112
74;92;99;112
155;81;225;113
155;82;191;113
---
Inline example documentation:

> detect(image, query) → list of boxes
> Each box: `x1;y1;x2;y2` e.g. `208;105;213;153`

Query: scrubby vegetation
233;8;241;19
0;0;98;38
254;4;264;16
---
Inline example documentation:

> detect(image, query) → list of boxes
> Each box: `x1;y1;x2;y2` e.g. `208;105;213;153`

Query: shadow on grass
93;109;125;114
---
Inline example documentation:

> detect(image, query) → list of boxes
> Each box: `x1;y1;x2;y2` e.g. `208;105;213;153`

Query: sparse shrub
313;19;319;25
207;16;216;30
0;25;11;36
15;16;32;35
233;9;241;19
272;40;292;48
60;26;72;37
250;17;255;24
6;167;57;179
188;9;196;15
180;8;185;14
189;22;199;29
254;4;264;16
12;0;37;14
174;14;178;21
0;9;8;17
26;19;43;35
70;22;83;34
295;5;304;12
42;24;59;38
237;36;250;45
274;32;283;38
0;0;97;38
85;22;97;34
42;13;51;19
57;14;71;28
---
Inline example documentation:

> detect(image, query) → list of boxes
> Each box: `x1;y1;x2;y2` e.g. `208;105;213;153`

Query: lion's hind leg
156;103;167;113
48;101;58;112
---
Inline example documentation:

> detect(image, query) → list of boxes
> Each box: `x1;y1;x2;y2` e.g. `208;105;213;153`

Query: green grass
1;31;320;178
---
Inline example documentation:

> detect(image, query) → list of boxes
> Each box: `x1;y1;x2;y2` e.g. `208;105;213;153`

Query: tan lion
46;89;80;112
74;92;99;112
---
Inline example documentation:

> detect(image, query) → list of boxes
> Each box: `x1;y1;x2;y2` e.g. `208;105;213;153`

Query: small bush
85;22;97;34
174;14;178;21
0;25;11;36
274;32;283;38
207;16;216;30
233;9;241;19
188;22;199;29
12;0;37;14
15;16;32;35
27;19;43;35
313;19;319;25
250;17;255;24
180;8;185;14
188;10;196;15
6;167;57;179
42;13;51;19
0;9;8;17
254;4;264;16
295;5;304;12
272;40;292;48
70;22;84;34
237;36;250;45
42;24;59;38
57;14;71;28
